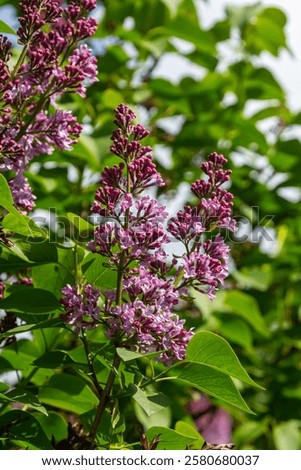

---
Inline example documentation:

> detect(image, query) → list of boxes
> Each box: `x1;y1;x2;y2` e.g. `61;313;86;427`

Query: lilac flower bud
129;157;164;193
81;0;97;12
131;124;150;141
113;104;136;133
0;35;12;62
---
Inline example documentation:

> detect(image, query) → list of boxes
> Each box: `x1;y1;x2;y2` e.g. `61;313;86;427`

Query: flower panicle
61;104;236;366
0;0;98;213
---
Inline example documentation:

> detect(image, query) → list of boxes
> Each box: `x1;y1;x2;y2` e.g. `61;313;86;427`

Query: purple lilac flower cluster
169;152;237;299
0;0;98;212
60;283;100;331
60;104;236;365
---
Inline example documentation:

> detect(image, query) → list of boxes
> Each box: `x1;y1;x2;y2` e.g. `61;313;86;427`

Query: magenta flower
61;104;236;366
0;0;98;212
60;283;100;330
106;300;193;365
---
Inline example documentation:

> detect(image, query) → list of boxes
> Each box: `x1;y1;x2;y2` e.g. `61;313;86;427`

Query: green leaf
160;0;184;19
0;244;34;272
273;421;301;450
0;357;14;373
0;287;60;314
0;339;40;371
0;175;46;237
67;212;94;234
116;347;162;362
223;290;269;337
70;134;101;170
164;17;216;54
0;173;15;212
128;384;169;417
175;363;254;413
0;388;48;415
232;266;272;291
245;8;287;56
149;78;182;100
211;19;231;42
0;175;45;237
102;89;124;109
134;401;172;430
82;252;117;289
31;245;75;297
32;351;78;369
226;3;261;29
234;420;269;448
16;239;58;263
0;382;9;393
2;212;47;238
35;412;68;443
38;374;98;414
217;317;253;351
0;318;64;340
146;426;203;450
0;20;16;35
185;331;261;388
0;410;52;450
175;421;203;440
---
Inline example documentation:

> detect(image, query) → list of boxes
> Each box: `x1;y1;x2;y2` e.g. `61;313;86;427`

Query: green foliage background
0;0;300;450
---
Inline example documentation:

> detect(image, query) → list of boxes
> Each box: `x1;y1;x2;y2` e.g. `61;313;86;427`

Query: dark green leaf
0;318;64;340
0;382;9;393
1;388;48;415
146;426;203;450
82;252;117;289
35;412;68;443
128;384;169;416
175;363;254;413
0;339;40;371
0;287;61;314
32;351;78;369
0;410;52;450
217;317;253;351
31;245;75;297
38;374;98;414
0;357;14;373
149;78;182;100
16;239;58;263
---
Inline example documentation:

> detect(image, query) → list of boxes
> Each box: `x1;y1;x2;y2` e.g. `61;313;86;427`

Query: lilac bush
0;0;97;212
60;104;236;367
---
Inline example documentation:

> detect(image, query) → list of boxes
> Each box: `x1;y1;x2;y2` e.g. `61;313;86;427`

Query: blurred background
1;0;301;449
